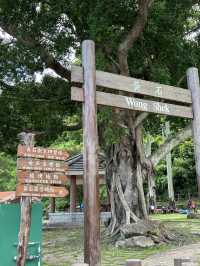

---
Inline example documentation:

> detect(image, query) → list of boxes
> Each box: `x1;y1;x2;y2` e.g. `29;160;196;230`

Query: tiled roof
0;191;17;203
66;153;106;176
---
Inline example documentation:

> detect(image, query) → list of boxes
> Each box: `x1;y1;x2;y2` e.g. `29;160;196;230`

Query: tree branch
0;23;71;80
192;0;200;5
150;123;192;167
133;112;149;129
0;80;15;90
118;0;153;75
63;123;82;131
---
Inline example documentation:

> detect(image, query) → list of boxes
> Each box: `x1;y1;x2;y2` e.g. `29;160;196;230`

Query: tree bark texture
105;0;155;232
106;124;152;233
50;198;56;213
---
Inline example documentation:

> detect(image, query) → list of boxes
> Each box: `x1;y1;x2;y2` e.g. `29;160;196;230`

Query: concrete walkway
143;242;200;266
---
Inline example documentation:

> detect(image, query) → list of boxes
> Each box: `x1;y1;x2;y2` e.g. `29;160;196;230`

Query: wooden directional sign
18;145;69;161
71;87;193;119
18;171;68;185
17;158;67;172
71;65;192;104
16;183;68;198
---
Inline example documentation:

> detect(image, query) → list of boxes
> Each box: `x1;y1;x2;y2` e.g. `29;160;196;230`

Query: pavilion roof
66;153;106;176
0;191;18;203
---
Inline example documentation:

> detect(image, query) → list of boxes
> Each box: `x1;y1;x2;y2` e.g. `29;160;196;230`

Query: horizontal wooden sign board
17;158;68;172
16;184;68;198
18;171;68;185
17;145;69;161
71;87;193;118
71;65;192;104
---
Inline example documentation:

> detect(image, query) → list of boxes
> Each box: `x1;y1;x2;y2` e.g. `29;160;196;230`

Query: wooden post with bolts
16;132;35;266
82;40;100;266
187;67;200;197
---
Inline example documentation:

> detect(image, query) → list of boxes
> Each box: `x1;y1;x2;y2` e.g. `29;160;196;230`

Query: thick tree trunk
106;126;150;234
105;130;176;247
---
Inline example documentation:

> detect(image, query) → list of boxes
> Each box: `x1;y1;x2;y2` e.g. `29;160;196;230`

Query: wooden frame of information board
16;135;69;266
71;40;200;266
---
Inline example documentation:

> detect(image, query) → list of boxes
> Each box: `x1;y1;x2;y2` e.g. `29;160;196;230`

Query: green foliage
98;107;128;148
100;185;108;202
155;138;197;200
173;139;196;195
0;0;200;199
51;116;83;155
0;153;16;191
0;76;80;153
51;135;83;156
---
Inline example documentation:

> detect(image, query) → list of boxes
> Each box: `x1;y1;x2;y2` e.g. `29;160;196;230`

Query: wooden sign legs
187;68;200;197
82;40;100;266
17;133;35;266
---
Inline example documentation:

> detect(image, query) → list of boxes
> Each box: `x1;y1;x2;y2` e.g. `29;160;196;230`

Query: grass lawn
43;214;200;266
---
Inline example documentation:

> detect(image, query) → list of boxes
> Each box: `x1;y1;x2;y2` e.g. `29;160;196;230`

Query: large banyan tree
1;0;200;245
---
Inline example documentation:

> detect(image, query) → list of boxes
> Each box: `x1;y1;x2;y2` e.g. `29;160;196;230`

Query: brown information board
16;183;68;198
18;171;68;185
17;144;69;160
17;158;67;172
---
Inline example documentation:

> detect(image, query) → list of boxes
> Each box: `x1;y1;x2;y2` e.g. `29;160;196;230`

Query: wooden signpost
16;145;68;198
16;133;69;266
71;40;200;266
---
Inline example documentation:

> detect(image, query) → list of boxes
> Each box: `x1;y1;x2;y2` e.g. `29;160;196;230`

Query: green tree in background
0;153;16;191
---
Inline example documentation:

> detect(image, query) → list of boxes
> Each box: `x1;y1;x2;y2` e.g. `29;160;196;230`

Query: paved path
143;243;200;266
